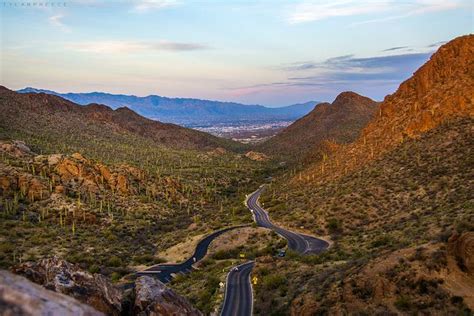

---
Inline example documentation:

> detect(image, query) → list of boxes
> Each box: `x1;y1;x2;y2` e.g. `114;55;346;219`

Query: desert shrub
108;256;122;267
394;295;412;311
110;271;121;282
211;248;240;260
263;274;287;290
133;254;155;264
326;218;343;234
88;264;100;274
370;235;392;248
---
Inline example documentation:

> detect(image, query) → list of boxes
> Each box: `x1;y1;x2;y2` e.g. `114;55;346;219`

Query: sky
1;0;473;106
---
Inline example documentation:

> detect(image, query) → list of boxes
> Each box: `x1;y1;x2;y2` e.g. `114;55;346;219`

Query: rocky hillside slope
257;92;377;162
258;112;474;315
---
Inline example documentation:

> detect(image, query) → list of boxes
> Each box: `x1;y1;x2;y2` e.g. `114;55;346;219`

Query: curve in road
138;225;245;283
247;186;329;255
220;261;255;316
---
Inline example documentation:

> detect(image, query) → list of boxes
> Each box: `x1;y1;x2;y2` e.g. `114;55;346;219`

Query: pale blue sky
1;0;473;106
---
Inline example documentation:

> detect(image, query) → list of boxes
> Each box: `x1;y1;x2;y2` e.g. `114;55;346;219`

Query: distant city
191;120;293;143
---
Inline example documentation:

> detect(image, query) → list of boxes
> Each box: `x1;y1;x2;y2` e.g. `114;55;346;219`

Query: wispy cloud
284;52;431;79
230;52;433;101
49;14;70;32
132;0;179;12
427;40;448;48
67;40;210;54
383;46;409;52
288;0;464;24
288;0;391;24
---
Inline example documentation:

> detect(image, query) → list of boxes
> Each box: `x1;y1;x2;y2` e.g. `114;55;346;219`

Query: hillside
0;86;244;154
17;87;318;126
256;35;474;314
257;92;378;161
258;117;474;315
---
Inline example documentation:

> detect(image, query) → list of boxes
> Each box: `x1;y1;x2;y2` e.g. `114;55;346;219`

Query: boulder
134;276;202;316
12;257;122;315
71;152;87;162
0;270;103;316
0;141;33;157
56;158;81;181
48;154;64;166
244;151;270;162
17;174;48;201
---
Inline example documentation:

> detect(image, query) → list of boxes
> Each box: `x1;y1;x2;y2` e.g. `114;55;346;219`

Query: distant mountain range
17;88;318;126
1;86;244;152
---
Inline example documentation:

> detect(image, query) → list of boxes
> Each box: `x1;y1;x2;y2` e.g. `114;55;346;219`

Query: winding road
135;185;328;314
220;261;255;316
247;186;329;254
220;185;329;315
137;225;244;283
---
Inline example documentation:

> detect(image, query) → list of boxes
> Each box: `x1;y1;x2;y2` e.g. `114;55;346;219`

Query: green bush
108;256;122;267
88;264;100;274
394;295;412;311
326;218;343;234
263;274;287;290
110;272;121;282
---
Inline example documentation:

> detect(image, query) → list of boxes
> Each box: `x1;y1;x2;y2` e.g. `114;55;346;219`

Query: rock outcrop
0;270;103;316
12;257;122;315
245;151;269;161
134;276;202;316
0;141;151;199
449;232;474;274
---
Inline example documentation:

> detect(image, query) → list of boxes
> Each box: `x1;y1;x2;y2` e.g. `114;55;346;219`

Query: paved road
220;261;255;316
246;186;329;255
137;226;244;283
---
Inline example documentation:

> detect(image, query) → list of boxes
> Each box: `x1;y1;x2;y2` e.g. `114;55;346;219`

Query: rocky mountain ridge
258;91;378;161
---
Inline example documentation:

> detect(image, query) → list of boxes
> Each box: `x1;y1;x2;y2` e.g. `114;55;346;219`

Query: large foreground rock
12;257;122;315
134;276;202;316
0;270;103;316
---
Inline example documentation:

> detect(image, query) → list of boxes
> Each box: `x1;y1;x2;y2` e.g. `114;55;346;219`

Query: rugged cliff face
0;270;104;316
12;257;123;315
296;35;474;183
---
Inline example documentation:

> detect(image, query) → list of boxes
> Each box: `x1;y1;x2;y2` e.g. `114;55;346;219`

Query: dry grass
157;233;206;263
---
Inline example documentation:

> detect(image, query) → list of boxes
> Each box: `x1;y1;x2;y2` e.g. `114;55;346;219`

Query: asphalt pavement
220;261;255;316
137;225;244;283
